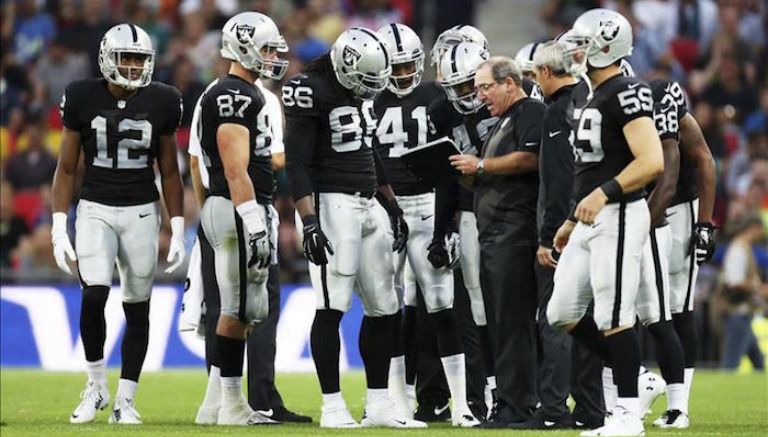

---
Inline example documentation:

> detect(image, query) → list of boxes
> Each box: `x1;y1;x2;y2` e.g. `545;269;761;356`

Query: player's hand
575;188;608;225
51;212;77;275
554;220;576;253
537;245;557;268
690;222;715;265
248;230;271;269
302;215;334;265
427;238;449;269
445;232;461;269
391;213;409;253
450;154;480;175
165;216;186;274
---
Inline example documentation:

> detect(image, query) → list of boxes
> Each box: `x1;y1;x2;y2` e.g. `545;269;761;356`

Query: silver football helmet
430;25;488;71
98;24;155;90
220;12;289;80
440;41;489;114
515;42;540;75
330;27;392;99
377;23;424;96
562;8;633;76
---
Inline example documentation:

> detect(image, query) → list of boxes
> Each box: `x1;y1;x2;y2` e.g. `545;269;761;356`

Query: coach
450;56;543;427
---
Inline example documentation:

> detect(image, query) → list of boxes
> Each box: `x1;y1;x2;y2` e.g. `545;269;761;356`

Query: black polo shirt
474;96;545;243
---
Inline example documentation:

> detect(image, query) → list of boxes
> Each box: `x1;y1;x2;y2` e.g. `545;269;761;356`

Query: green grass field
1;369;766;436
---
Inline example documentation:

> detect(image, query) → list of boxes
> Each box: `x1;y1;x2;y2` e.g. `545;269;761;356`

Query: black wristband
599;178;623;202
302;214;318;227
375;192;403;217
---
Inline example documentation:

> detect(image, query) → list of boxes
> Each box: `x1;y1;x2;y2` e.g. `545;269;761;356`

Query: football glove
302;215;334;265
390;213;409;253
690;222;715;265
51;212;77;275
236;200;271;269
427;232;461;269
165;216;186;273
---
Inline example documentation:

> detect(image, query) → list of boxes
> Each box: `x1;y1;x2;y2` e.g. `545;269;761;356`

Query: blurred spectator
75;0;116;77
1;53;32;127
727;133;768;197
123;0;173;56
12;0;56;64
3;114;57;192
541;0;602;32
743;88;768;137
718;211;766;370
345;0;404;30
32;39;89;110
0;181;29;268
180;10;221;81
171;55;205;128
669;0;719;70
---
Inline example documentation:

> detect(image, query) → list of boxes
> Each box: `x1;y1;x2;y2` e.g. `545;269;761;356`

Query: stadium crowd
1;0;766;370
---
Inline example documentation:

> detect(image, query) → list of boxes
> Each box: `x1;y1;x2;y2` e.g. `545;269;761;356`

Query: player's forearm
680;113;716;223
484;151;538;176
225;168;257;207
271;152;286;171
647;139;680;226
615;155;664;194
294;196;316;222
51;168;76;214
161;172;185;218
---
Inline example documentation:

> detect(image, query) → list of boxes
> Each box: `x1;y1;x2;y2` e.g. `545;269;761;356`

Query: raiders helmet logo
342;45;362;67
599;21;620;42
236;24;255;44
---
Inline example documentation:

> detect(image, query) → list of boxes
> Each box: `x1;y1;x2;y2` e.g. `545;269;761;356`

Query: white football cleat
581;407;644;436
217;399;278;426
653;409;689;429
109;397;142;425
638;370;666;417
320;404;360;428
194;405;219;425
453;410;481;428
70;381;110;424
361;397;427;428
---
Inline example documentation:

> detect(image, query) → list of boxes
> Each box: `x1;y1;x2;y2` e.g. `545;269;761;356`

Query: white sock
322;392;345;409
86;359;107;388
200;365;222;409
666;383;686;413
616;397;640;418
366;388;389;405
116;378;137;402
684;368;695;411
388;356;409;417
220;376;243;404
441;353;470;415
602;367;617;413
405;384;416;413
486;375;497;390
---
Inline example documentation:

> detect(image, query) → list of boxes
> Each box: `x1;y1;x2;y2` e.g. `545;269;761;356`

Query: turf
0;369;766;436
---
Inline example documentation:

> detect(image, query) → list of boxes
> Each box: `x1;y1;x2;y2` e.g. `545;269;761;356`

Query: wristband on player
236;200;265;235
170;216;185;238
599;178;623;202
302;214;319;227
52;212;68;236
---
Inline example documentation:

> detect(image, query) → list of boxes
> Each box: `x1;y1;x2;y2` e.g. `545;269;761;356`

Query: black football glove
302;215;334;265
690;222;715;265
247;230;271;269
391;213;409;253
427;238;449;269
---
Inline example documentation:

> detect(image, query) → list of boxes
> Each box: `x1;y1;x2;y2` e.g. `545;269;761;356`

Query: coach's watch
476;159;486;176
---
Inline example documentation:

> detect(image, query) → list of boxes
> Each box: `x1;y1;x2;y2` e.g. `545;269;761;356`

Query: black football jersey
282;58;378;195
650;79;696;206
522;77;544;102
569;75;654;203
373;81;444;195
199;74;272;202
60;78;182;206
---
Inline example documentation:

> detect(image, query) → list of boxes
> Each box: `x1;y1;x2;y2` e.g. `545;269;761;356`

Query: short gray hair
478;56;522;86
532;41;568;76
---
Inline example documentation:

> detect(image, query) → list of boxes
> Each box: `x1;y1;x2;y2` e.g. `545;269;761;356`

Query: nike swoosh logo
256;409;273;417
525;141;538;146
544;420;556;427
548;131;561;138
434;404;449;416
290;79;301;85
421;214;433;221
139;213;151;218
227;88;241;94
395;419;406;425
628;83;641;89
71;414;79;419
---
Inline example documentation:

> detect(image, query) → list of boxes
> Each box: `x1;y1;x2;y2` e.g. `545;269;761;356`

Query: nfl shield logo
342;45;362;68
236;24;255;44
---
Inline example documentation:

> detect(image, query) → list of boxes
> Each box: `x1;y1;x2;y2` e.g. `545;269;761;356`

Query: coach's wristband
236;200;265;235
599;178;623;202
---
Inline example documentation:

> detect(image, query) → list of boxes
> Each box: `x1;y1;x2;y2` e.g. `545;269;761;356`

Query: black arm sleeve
539;109;575;247
433;180;459;240
285;115;319;201
372;147;390;187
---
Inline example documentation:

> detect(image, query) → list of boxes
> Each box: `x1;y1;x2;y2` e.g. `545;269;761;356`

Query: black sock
217;334;246;378
121;301;150;381
605;329;640;398
647;320;685;384
402;305;417;385
672;312;697;368
360;314;395;389
80;286;110;362
392;309;405;357
479;325;494;378
570;316;612;365
311;309;343;393
429;308;463;357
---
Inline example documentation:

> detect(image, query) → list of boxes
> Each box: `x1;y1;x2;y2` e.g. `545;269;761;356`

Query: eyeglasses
474;80;501;94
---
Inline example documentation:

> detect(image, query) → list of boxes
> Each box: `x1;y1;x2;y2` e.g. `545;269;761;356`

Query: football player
430;25;489;79
373;23;479;427
52;24;185;424
196;12;288;426
515;42;545;101
283;28;424;428
546;9;664;436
